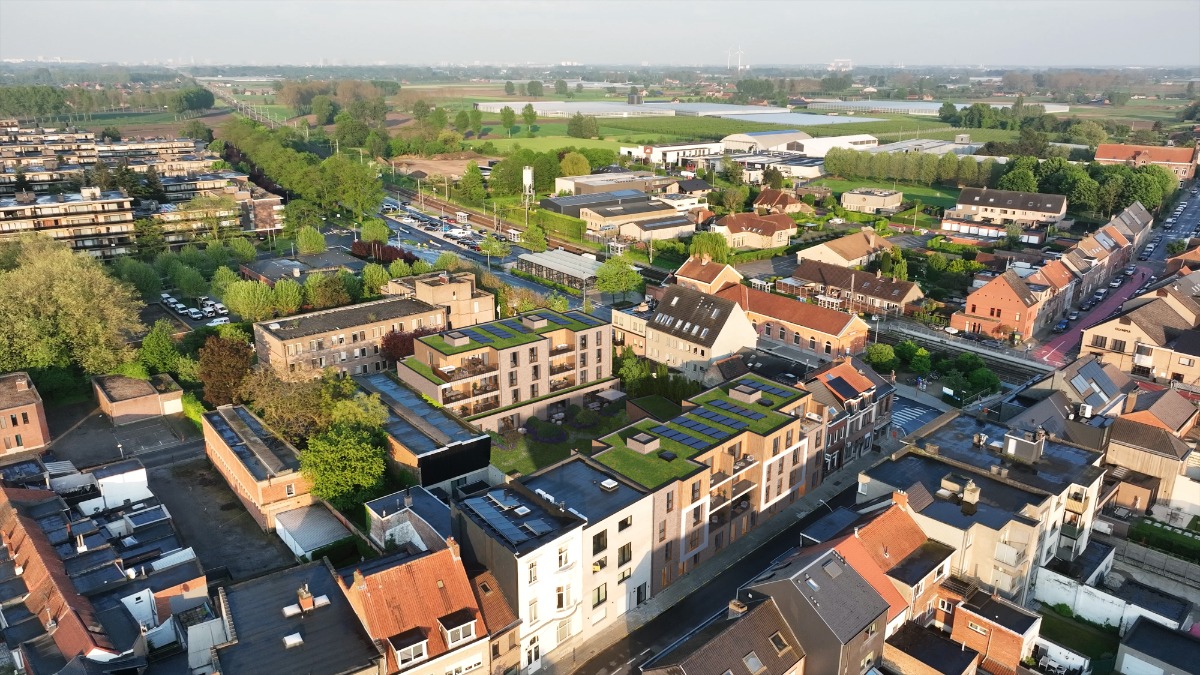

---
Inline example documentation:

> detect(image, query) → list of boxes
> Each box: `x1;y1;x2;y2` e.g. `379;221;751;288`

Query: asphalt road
571;482;860;675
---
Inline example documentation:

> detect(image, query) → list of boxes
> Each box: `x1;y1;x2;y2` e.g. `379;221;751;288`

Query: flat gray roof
523;458;645;523
516;249;603;280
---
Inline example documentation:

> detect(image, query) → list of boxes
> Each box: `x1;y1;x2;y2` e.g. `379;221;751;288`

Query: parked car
160;292;172;300
1080;300;1095;311
197;296;211;306
202;306;216;317
1109;277;1124;289
1124;265;1137;276
187;308;204;320
1068;311;1080;321
206;317;230;327
173;303;190;314
1053;320;1070;333
215;303;229;316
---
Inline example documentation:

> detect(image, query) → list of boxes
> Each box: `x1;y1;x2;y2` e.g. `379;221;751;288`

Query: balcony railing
710;471;732;489
550;363;575;375
550;344;575;356
443;390;470;404
710;492;729;511
472;399;501;415
550;377;576;392
1066;494;1090;515
730;479;756;503
1061;522;1085;540
994;542;1028;568
434;359;499;383
732;456;757;476
1133;353;1154;368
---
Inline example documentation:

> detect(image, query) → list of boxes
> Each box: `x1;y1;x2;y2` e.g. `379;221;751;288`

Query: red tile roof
1095;143;1197;165
716;212;797;236
713;284;861;337
469;569;518;635
341;546;483;661
852;505;928;572
675;256;741;284
753;189;801;209
834;536;909;621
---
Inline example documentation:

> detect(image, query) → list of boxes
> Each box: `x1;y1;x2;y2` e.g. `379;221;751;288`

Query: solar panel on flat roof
695;408;747;430
486;490;522;509
460;328;492;344
570;312;601;326
501;319;531;334
523;519;555;537
736;378;791;398
542;314;568;326
480;324;512;338
708;399;767;421
466;497;530;546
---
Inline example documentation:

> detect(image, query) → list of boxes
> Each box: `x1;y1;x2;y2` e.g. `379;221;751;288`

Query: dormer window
390;629;429;666
439;610;477;648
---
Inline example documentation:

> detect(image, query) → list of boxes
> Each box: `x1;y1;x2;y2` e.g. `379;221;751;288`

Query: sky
1;0;1199;68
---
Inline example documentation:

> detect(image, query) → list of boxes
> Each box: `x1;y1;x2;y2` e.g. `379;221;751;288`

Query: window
557;619;571;643
511;389;520;403
528;599;538;623
743;651;765;675
666;493;674;513
967;621;988;635
530;384;539;398
526;636;539;665
619;515;632;531
1182;357;1196;367
691;480;701;502
581;335;588;349
446;621;476;645
1090;335;1108;349
935;563;947;580
558;547;570;568
664;541;673;561
938;599;955;614
692;508;703;526
593;531;608;555
618;543;632;566
285;484;295;497
824;341;832;354
658;521;666;542
399;641;427;665
556;585;571;609
511;352;519;367
528;561;537;583
860;652;875;672
492;643;501;660
592;583;607;608
20;412;28;425
793;332;800;345
529;347;538;363
866;621;877;638
769;632;789;654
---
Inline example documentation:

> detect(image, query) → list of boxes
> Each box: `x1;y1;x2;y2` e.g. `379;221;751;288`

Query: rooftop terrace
418;309;604;355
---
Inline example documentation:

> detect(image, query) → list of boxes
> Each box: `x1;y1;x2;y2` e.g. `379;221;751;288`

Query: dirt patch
89;109;236;140
390;152;502;180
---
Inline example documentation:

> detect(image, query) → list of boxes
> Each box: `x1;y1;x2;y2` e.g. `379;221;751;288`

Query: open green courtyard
813;178;961;210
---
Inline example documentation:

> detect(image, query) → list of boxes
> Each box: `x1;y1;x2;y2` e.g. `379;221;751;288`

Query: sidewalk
542;450;890;675
891;382;954;412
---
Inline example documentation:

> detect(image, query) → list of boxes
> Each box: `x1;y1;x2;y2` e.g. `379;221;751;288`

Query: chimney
876;268;882;279
700;254;711;265
727;599;749;618
1124;389;1139;415
15;376;29;392
352;569;366;591
297;584;314;612
404;488;414;509
962;480;980;505
446;537;461;561
892;490;909;510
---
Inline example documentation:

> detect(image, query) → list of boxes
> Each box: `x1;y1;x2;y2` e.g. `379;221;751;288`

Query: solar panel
523;519;555;537
650;425;708;449
486;490;521;509
542;313;568;325
481;324;512;338
460;329;492;344
570;312;600;326
736;378;791;398
466;497;529;546
825;376;860;401
694;408;747;430
709;399;767;421
678;416;729;440
501;319;531;334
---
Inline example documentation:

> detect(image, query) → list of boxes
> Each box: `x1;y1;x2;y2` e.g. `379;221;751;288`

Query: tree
688;232;731;263
180;120;214;143
301;425;386;509
223;280;276;321
937;101;959;123
546;292;570;312
997;168;1038;193
499;106;517;137
311;95;337;125
527;81;545;98
380;327;437;361
468;109;483;137
453;109;471;132
936;152;960;184
99;126;121;142
865;344;896;372
721;186;748;212
504;81;515;96
909;347;932;376
113;257;162;299
305;273;351;309
595;255;641;301
1105;91;1131;107
360;218;390;244
559;152;591;177
554;80;569;96
434;252;459;271
521;104;537;131
283;199;323;239
209;266;240;301
295;225;326;255
410;99;431;122
522;222;548;252
762;166;785;190
139;320;179;375
198;335;253;407
720;156;744;185
479;233;511;270
956;159;979;188
362;263;390;298
1066;121;1107;146
1168;239;1189;256
388;259;412;278
457;162;487;206
270;278;303;315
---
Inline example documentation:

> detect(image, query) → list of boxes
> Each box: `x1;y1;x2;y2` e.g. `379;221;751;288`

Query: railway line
874;326;1051;385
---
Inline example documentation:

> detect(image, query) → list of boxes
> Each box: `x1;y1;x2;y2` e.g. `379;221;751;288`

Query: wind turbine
736;46;744;72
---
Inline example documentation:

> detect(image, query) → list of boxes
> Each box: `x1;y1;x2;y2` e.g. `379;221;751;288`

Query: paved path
543;450;888;675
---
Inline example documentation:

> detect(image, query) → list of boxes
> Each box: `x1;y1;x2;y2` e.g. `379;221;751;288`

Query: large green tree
362;263;390;298
479;233;511;270
997;168;1038;193
595;255;642;301
360;218;390;244
272;278;304;315
198;334;253;407
0;237;142;375
300;424;387;509
522;222;548;252
688;232;731;263
223;280;276;321
295;225;327;255
457;162;487;206
559;152;591;177
499;106;516;137
521;104;537;131
139;320;180;375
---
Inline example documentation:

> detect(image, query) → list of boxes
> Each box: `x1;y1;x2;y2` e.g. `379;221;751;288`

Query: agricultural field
813;178;961;210
77;108;234;138
1058;98;1192;129
891;128;1022;143
467;134;626;152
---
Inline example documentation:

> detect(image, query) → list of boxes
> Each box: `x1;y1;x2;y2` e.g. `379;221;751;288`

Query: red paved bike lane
1032;263;1155;365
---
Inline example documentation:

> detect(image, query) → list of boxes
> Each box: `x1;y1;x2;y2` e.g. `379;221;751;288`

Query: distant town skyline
1;0;1198;68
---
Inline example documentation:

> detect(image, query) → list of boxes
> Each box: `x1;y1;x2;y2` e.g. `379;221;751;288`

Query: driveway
1033;263;1153;364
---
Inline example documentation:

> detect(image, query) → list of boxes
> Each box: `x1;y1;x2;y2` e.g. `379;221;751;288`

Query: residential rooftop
417;309;605;355
523;458;646;524
594;374;805;489
1112;579;1193;625
887;540;955;587
1121;616;1200;671
365;486;452;541
0;372;40;410
93;373;177;403
255;296;442;341
202;406;300;482
457;485;584;555
0;189;128;208
911;412;1105;494
961;592;1039;635
885;622;979;675
357;373;482;456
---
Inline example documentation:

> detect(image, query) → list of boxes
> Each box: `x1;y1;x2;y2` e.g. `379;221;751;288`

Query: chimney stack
1124;389;1139;415
727;599;749;619
298;584;314;612
892;490;909;510
15;377;29;392
404;488;414;509
962;480;980;506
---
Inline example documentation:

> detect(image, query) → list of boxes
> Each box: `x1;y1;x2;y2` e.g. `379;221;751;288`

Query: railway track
874;327;1050;385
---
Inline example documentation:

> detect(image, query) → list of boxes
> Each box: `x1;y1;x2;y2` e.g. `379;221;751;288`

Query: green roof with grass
399;357;442;385
594;374;806;489
419;310;599;355
631;395;682;421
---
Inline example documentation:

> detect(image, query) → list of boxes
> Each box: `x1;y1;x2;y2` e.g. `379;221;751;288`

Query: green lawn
490;405;629;476
1038;610;1119;660
813;178;961;210
631;395;682;421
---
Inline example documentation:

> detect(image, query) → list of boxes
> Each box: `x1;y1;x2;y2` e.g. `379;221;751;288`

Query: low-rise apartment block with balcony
254;296;447;380
0;187;135;258
592;374;823;594
397;310;619;434
384;271;496;329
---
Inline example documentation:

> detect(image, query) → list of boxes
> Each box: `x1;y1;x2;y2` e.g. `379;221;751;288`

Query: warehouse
618;141;725;166
721;129;812;153
555;171;674;195
539;189;651;217
805;99;1070;116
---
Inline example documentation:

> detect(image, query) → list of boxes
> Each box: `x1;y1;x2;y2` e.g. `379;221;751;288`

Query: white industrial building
720;129;812;153
786;134;879;157
618;141;724;166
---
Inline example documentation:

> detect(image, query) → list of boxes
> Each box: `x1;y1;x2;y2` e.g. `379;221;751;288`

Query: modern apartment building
0;371;50;454
396;310;619;434
201;405;314;530
0;187;135;258
592;374;824;594
644;284;758;384
840;187;903;214
453;484;586;674
254;297;447;379
384;271;496;329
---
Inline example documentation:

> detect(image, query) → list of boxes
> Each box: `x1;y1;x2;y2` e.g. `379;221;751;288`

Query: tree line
0;84;214;122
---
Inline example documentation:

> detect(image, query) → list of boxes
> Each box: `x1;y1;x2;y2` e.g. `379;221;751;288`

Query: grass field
468;135;627;152
814;178;961;209
881;127;1022;143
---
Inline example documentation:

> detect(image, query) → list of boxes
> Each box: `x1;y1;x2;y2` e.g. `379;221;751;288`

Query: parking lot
50;410;199;468
150;458;295;580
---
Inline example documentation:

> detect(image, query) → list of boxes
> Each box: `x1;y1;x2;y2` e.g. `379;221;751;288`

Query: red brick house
0;372;50;454
950;269;1047;341
753;188;815;215
949;593;1041;675
1095;143;1199;181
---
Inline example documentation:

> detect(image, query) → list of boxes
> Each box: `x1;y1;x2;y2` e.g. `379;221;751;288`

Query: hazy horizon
1;0;1199;69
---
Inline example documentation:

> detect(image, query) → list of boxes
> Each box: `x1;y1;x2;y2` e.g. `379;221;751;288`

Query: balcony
710;471;732;490
710;492;729;511
550;344;575;357
732;456;757;476
472;399;501;415
994;541;1028;568
1066;494;1090;515
434;358;499;383
730;479;756;504
1133;353;1154;368
442;389;470;404
1061;521;1085;540
550;363;575;376
550;377;576;393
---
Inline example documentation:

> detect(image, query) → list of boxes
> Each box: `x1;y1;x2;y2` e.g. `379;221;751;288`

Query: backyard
1038;608;1119;667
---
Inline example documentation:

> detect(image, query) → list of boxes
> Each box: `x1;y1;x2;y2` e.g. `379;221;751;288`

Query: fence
1105;535;1200;590
886;319;1061;369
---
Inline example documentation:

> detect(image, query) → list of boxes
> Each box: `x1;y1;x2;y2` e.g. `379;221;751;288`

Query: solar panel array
673;416;731;440
501;319;531;334
692;408;747;430
708;398;767;421
570;312;601;327
542;313;568;326
650;425;710;449
480;323;513;339
736;378;793;398
459;328;492;344
465;495;530;547
523;519;555;537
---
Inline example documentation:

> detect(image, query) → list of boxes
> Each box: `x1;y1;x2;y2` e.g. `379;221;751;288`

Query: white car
202;306;216;317
400;217;417;225
160;292;172;300
215;303;229;316
187;308;204;320
206;317;230;327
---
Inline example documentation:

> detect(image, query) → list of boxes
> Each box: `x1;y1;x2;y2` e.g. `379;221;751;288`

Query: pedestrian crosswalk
892;405;939;433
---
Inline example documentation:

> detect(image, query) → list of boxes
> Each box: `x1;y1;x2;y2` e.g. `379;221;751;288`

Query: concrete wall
1033;637;1091;674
